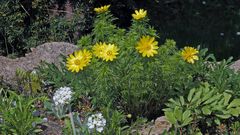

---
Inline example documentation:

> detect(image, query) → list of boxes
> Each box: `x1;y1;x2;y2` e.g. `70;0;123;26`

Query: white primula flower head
53;87;72;106
87;113;106;133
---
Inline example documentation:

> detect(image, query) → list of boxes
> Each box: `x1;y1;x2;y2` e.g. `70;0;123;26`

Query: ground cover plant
1;4;240;135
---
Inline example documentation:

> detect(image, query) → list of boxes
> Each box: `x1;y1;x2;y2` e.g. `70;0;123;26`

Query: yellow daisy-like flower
94;5;110;13
66;49;92;72
92;42;107;58
132;9;147;20
181;46;199;64
102;44;119;62
136;36;159;57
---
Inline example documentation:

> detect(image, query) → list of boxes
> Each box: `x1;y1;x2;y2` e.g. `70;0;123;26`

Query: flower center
74;59;81;65
106;51;112;56
145;45;152;51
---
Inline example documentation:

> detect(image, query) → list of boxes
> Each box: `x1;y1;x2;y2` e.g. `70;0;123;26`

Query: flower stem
69;105;76;135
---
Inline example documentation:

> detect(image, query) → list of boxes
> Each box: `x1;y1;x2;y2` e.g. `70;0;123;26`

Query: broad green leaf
181;117;193;127
165;111;177;124
174;107;182;121
202;106;211;115
180;96;185;106
212;105;224;111
34;129;43;133
223;93;232;106
187;88;196;102
229;108;239;117
227;99;240;109
192;90;202;103
182;110;191;121
201;90;214;102
210;101;219;107
203;94;222;105
169;98;181;106
216;114;231;119
217;98;225;106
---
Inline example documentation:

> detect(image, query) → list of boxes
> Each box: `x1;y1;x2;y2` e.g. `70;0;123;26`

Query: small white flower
53;87;72;106
31;70;37;74
220;33;224;36
96;127;104;132
42;117;48;123
236;32;240;35
87;113;106;133
202;1;206;4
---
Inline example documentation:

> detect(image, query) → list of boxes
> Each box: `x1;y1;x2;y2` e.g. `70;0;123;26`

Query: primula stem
68;105;76;135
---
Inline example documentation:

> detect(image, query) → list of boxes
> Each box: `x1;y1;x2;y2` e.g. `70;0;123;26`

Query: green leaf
187;88;196;102
165;111;177;124
202;106;211;115
174;107;182;121
191;90;202;103
229;108;239;117
180;96;185;106
223;93;232;106
34;129;43;133
181;117;193;127
169;98;181;106
227;99;240;109
203;94;222;105
182;110;191;121
216;114;231;119
201;90;214;102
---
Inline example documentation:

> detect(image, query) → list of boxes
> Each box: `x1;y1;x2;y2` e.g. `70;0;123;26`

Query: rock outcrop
0;42;78;86
230;59;240;71
136;116;172;135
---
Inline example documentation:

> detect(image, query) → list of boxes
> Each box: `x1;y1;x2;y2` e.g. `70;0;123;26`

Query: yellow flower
181;47;199;64
92;42;107;58
66;49;92;72
132;9;147;20
102;44;119;62
94;5;110;13
136;36;159;57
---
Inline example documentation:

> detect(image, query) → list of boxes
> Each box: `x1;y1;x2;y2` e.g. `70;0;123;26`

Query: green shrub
0;88;47;135
163;83;240;134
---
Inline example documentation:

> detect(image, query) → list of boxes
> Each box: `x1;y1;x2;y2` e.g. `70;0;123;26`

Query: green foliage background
0;0;94;57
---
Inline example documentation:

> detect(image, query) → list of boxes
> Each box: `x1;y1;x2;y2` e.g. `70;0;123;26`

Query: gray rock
0;42;78;86
138;116;172;135
230;59;240;71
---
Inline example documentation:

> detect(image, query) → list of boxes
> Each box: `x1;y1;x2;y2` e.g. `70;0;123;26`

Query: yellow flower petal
94;5;110;13
92;42;108;58
102;43;119;62
136;36;159;57
132;9;147;20
66;49;92;73
181;46;199;64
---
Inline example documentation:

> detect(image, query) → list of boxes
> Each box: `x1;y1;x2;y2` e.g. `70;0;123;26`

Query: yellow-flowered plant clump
66;49;92;72
93;42;119;62
101;44;119;62
38;4;240;135
136;36;159;57
94;5;110;13
132;9;147;20
181;46;199;64
92;42;108;58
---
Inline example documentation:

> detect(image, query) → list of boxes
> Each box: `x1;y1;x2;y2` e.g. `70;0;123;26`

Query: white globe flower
87;113;106;133
53;87;73;106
